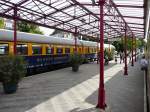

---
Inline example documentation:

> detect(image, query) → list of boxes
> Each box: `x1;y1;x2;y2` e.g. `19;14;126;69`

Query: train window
87;48;89;53
56;48;63;54
79;48;82;53
46;47;53;54
17;44;27;55
0;43;8;55
32;45;42;55
92;48;95;52
73;48;78;53
85;48;88;53
65;48;70;54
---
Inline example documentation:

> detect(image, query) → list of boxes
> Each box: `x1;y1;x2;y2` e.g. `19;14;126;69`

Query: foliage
0;18;5;28
70;53;83;65
112;38;146;52
104;50;113;61
0;56;27;84
137;39;146;48
112;41;124;52
17;21;43;34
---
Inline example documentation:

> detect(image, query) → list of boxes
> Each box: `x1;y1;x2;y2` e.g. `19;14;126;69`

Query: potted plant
0;55;26;94
70;53;83;72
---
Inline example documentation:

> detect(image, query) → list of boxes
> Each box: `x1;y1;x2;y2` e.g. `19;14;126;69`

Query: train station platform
0;60;144;112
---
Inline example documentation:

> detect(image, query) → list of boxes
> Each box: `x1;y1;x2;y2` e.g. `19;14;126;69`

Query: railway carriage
0;29;115;73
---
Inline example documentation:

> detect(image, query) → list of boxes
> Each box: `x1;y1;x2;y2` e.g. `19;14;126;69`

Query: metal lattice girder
0;0;147;39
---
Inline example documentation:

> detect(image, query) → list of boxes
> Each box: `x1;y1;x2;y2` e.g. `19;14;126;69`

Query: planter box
3;83;18;94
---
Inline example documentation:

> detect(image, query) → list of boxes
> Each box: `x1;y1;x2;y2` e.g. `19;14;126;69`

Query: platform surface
0;60;144;112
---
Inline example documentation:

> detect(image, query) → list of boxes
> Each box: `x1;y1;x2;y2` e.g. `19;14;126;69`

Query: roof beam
105;20;144;26
109;24;144;30
35;4;74;21
80;3;143;8
104;14;144;19
115;5;143;8
2;0;29;13
109;0;138;36
71;0;122;35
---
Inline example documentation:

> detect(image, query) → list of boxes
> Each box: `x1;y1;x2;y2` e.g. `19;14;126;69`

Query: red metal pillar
124;23;128;75
97;36;99;64
131;34;134;66
97;0;106;109
14;6;17;55
74;27;77;53
135;38;137;62
109;41;110;54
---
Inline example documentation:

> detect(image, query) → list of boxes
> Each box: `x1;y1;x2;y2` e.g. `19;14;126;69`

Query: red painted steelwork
35;4;74;21
13;6;17;55
115;5;143;8
131;34;134;66
97;0;106;109
105;20;144;26
97;37;99;64
74;27;77;53
135;38;137;62
104;14;144;19
71;0;122;36
80;4;143;8
124;24;128;75
0;0;145;39
109;24;144;30
3;0;29;14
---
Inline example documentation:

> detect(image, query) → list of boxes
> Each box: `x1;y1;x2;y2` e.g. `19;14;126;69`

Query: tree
137;39;145;48
112;40;124;52
0;18;5;28
112;37;146;53
17;21;43;34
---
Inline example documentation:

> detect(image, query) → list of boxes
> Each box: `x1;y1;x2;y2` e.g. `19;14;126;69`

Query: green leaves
17;21;43;34
112;38;145;52
0;56;27;84
70;53;83;65
0;18;5;28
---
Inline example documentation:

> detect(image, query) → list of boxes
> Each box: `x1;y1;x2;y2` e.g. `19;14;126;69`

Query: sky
39;27;55;36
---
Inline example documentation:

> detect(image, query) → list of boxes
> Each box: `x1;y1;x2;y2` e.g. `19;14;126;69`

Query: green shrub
70;53;83;65
0;55;27;84
104;50;114;61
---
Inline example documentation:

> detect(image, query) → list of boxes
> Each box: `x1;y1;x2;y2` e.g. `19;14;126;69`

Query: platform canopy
0;0;147;39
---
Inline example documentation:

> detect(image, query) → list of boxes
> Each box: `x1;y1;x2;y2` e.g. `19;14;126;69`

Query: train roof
0;29;98;47
0;29;115;48
104;44;115;49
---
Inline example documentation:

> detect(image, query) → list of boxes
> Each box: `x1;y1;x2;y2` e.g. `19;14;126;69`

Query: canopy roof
0;0;147;39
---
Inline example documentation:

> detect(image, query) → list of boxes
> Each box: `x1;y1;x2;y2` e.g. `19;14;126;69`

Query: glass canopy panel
118;8;143;17
0;0;145;39
52;1;70;9
113;0;143;6
9;0;23;4
124;18;143;24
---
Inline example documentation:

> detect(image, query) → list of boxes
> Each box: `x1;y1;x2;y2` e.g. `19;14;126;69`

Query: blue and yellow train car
0;29;115;73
